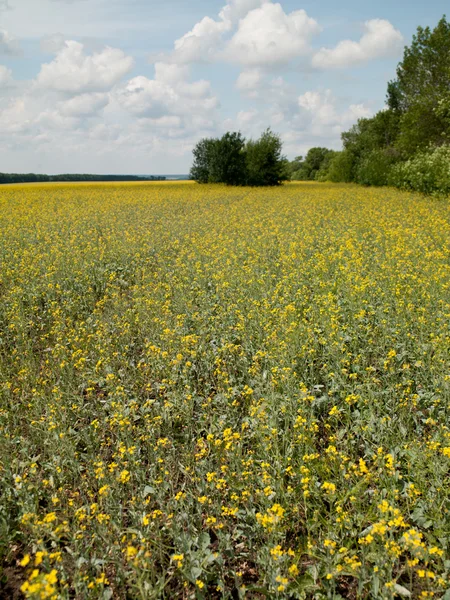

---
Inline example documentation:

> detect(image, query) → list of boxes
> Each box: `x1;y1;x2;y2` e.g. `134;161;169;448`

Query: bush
389;145;450;195
326;150;355;182
355;149;399;186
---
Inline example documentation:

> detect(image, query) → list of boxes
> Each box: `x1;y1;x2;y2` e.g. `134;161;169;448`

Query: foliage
342;110;400;160
388;16;450;153
326;149;355;182
245;129;288;186
0;173;166;184
189;138;218;184
286;155;304;179
190;129;287;186
289;148;336;181
1;181;449;599
209;132;247;186
389;144;450;195
314;150;338;181
355;149;398;187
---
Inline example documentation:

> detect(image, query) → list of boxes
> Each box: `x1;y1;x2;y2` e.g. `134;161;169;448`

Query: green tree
208;132;247;185
286;155;304;179
326;150;355;182
290;147;336;180
315;150;338;181
190;138;218;183
245;129;288;186
388;16;450;153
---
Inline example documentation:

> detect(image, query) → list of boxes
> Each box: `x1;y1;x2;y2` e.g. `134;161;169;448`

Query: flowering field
0;182;449;600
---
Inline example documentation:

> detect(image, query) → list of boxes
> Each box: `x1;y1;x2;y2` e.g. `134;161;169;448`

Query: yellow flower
20;554;31;567
172;553;184;568
118;470;130;483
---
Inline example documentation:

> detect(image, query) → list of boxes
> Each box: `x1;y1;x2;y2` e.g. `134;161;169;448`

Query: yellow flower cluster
0;181;449;598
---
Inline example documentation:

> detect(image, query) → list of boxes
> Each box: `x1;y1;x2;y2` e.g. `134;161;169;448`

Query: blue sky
0;0;447;174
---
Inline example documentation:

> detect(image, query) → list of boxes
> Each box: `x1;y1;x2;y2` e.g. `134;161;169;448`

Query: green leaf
143;485;155;497
198;532;210;551
394;584;411;597
190;567;202;580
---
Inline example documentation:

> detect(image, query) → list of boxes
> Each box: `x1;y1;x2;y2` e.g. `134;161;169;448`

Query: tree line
0;174;166;184
288;16;450;195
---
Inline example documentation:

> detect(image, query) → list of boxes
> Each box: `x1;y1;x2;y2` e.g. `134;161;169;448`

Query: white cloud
170;0;319;68
36;40;134;93
225;4;321;67
116;62;218;120
173;15;231;63
219;0;267;22
172;0;268;64
0;29;20;55
298;89;371;135
0;97;31;134
58;92;109;117
144;115;182;129
313;19;403;69
153;62;190;85
0;65;12;85
236;68;262;95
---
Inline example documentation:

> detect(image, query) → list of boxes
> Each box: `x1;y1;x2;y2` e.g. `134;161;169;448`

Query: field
0;181;449;600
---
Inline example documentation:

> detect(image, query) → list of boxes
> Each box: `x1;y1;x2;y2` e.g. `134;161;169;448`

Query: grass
0;181;449;599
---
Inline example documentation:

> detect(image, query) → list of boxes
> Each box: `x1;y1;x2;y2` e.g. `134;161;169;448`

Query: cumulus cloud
225;4;321;67
170;0;319;68
298;89;371;135
116;62;218;121
173;16;231;63
172;0;267;63
0;97;32;134
58;92;109;117
220;0;268;22
313;19;403;69
36;40;134;93
0;64;12;85
236;69;262;95
0;29;21;55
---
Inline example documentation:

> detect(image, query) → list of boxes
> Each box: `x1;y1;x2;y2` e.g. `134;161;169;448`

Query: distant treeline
287;16;450;196
0;173;166;184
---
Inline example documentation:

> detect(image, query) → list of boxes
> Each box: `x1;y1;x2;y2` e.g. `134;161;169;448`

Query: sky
0;0;447;174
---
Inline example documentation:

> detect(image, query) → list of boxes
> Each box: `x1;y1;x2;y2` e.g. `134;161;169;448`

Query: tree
289;147;336;180
209;132;247;185
245;129;288;186
190;138;218;183
315;150;338;181
326;150;355;183
388;15;450;153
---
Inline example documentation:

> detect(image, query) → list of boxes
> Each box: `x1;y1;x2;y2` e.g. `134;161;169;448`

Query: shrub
326;150;355;182
355;149;399;187
389;145;450;195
